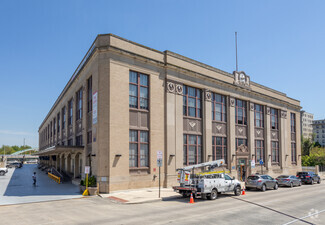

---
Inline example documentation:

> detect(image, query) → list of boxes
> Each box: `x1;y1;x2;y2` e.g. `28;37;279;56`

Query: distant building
313;119;325;146
300;111;314;139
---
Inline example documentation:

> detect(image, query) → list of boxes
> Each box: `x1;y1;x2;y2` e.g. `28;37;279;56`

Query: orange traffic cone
242;188;246;195
189;193;195;203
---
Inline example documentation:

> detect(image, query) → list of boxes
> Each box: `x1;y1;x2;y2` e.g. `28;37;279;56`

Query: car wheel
182;192;190;198
208;189;218;200
234;186;241;196
318;179;321;184
274;183;278;190
246;187;251;190
261;184;266;192
0;171;5;176
290;182;293;188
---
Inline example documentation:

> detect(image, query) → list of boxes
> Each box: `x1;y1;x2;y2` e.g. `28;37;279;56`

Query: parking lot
0;164;81;205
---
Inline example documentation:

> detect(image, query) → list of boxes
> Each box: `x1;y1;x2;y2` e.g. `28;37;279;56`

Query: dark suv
296;172;321;185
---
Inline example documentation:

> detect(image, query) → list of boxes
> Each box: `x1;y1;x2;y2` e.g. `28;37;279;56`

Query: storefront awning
36;145;84;156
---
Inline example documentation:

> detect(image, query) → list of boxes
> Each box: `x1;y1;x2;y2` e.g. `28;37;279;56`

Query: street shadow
3;164;80;197
162;193;235;203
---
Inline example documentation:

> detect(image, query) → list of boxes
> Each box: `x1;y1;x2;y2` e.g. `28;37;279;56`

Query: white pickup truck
0;167;8;176
173;160;242;200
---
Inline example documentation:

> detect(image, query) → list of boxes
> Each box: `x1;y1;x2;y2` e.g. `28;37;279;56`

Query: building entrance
237;159;247;181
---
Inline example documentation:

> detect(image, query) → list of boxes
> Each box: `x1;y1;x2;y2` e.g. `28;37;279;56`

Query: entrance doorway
237;158;247;182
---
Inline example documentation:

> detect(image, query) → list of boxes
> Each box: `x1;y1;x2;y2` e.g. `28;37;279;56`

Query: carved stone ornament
272;132;276;137
256;130;261;135
205;90;212;101
266;107;271;115
230;97;235;107
281;110;287;119
189;121;196;128
166;81;175;93
238;127;243;134
216;125;222;131
237;144;248;153
250;103;254;111
233;71;250;88
176;84;183;95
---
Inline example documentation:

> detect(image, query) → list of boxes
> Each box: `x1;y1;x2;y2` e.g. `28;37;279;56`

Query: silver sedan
276;175;301;187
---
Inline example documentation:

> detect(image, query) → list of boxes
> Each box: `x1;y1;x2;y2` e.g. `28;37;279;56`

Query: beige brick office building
38;34;302;193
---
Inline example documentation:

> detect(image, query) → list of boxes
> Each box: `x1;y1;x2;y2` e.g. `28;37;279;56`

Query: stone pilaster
280;110;287;170
248;102;255;171
204;89;212;162
228;97;236;175
265;106;271;170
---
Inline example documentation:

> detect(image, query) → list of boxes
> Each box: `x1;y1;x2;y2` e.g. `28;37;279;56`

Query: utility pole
235;32;238;72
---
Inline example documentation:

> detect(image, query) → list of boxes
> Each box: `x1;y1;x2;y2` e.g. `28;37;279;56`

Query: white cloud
0;130;37;136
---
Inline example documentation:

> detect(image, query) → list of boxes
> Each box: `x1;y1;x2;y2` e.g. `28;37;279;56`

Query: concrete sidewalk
100;187;181;204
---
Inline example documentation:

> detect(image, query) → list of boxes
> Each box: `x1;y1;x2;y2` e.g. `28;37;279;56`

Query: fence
302;166;319;173
48;172;61;184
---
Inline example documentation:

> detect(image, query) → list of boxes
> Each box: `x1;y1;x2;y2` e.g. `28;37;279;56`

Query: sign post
259;159;264;174
83;166;90;196
157;151;163;198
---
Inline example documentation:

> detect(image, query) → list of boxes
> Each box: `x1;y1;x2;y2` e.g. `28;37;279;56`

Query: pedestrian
32;172;36;186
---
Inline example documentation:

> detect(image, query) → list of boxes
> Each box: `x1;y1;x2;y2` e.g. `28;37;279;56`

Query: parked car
6;162;22;168
0;167;8;176
245;174;278;192
296;172;321;185
276;175;301;187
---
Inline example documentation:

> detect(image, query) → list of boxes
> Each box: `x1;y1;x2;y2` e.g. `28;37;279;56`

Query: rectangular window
254;104;264;128
57;113;60;133
291;113;296;133
235;99;247;125
68;99;73;125
183;85;202;118
291;142;296;163
255;140;264;163
183;134;202;166
236;138;247;148
67;139;73;146
87;76;92;112
129;71;149;110
87;131;92;144
76;88;82;121
212;93;226;122
62;107;66;130
50;122;52;137
129;130;149;168
53;118;56;135
271;141;279;163
271;108;278;130
212;136;227;163
76;135;83;146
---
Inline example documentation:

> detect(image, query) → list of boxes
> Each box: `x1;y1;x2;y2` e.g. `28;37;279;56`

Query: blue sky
0;0;324;147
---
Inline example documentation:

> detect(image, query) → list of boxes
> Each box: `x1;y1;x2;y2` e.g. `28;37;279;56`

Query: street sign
157;158;162;167
85;166;90;174
259;159;264;165
251;160;255;168
157;151;163;159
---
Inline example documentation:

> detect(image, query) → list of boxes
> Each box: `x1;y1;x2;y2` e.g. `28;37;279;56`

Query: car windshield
247;176;259;180
278;175;289;178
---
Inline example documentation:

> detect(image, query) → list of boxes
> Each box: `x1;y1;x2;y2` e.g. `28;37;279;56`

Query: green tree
301;137;314;156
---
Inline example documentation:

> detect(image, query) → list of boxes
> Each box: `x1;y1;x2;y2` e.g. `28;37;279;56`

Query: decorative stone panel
212;122;227;136
205;90;212;102
266;107;271;115
291;133;296;142
87;113;92;128
175;84;183;95
255;128;264;139
271;130;279;141
281;110;287;119
230;97;235;107
233;71;251;88
235;125;247;137
250;102;254;111
129;110;149;129
183;118;202;134
68;125;73;138
166;81;175;93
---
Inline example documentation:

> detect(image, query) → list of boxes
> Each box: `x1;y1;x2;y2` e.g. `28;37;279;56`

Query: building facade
313;119;325;146
300;111;314;139
38;34;302;193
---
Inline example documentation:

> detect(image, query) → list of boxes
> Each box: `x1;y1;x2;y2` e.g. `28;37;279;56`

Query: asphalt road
0;181;324;225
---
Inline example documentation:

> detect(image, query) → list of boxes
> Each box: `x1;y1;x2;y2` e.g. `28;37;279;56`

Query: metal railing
48;172;61;184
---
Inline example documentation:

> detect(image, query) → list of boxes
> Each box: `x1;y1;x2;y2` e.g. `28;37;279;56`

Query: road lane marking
282;208;325;225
